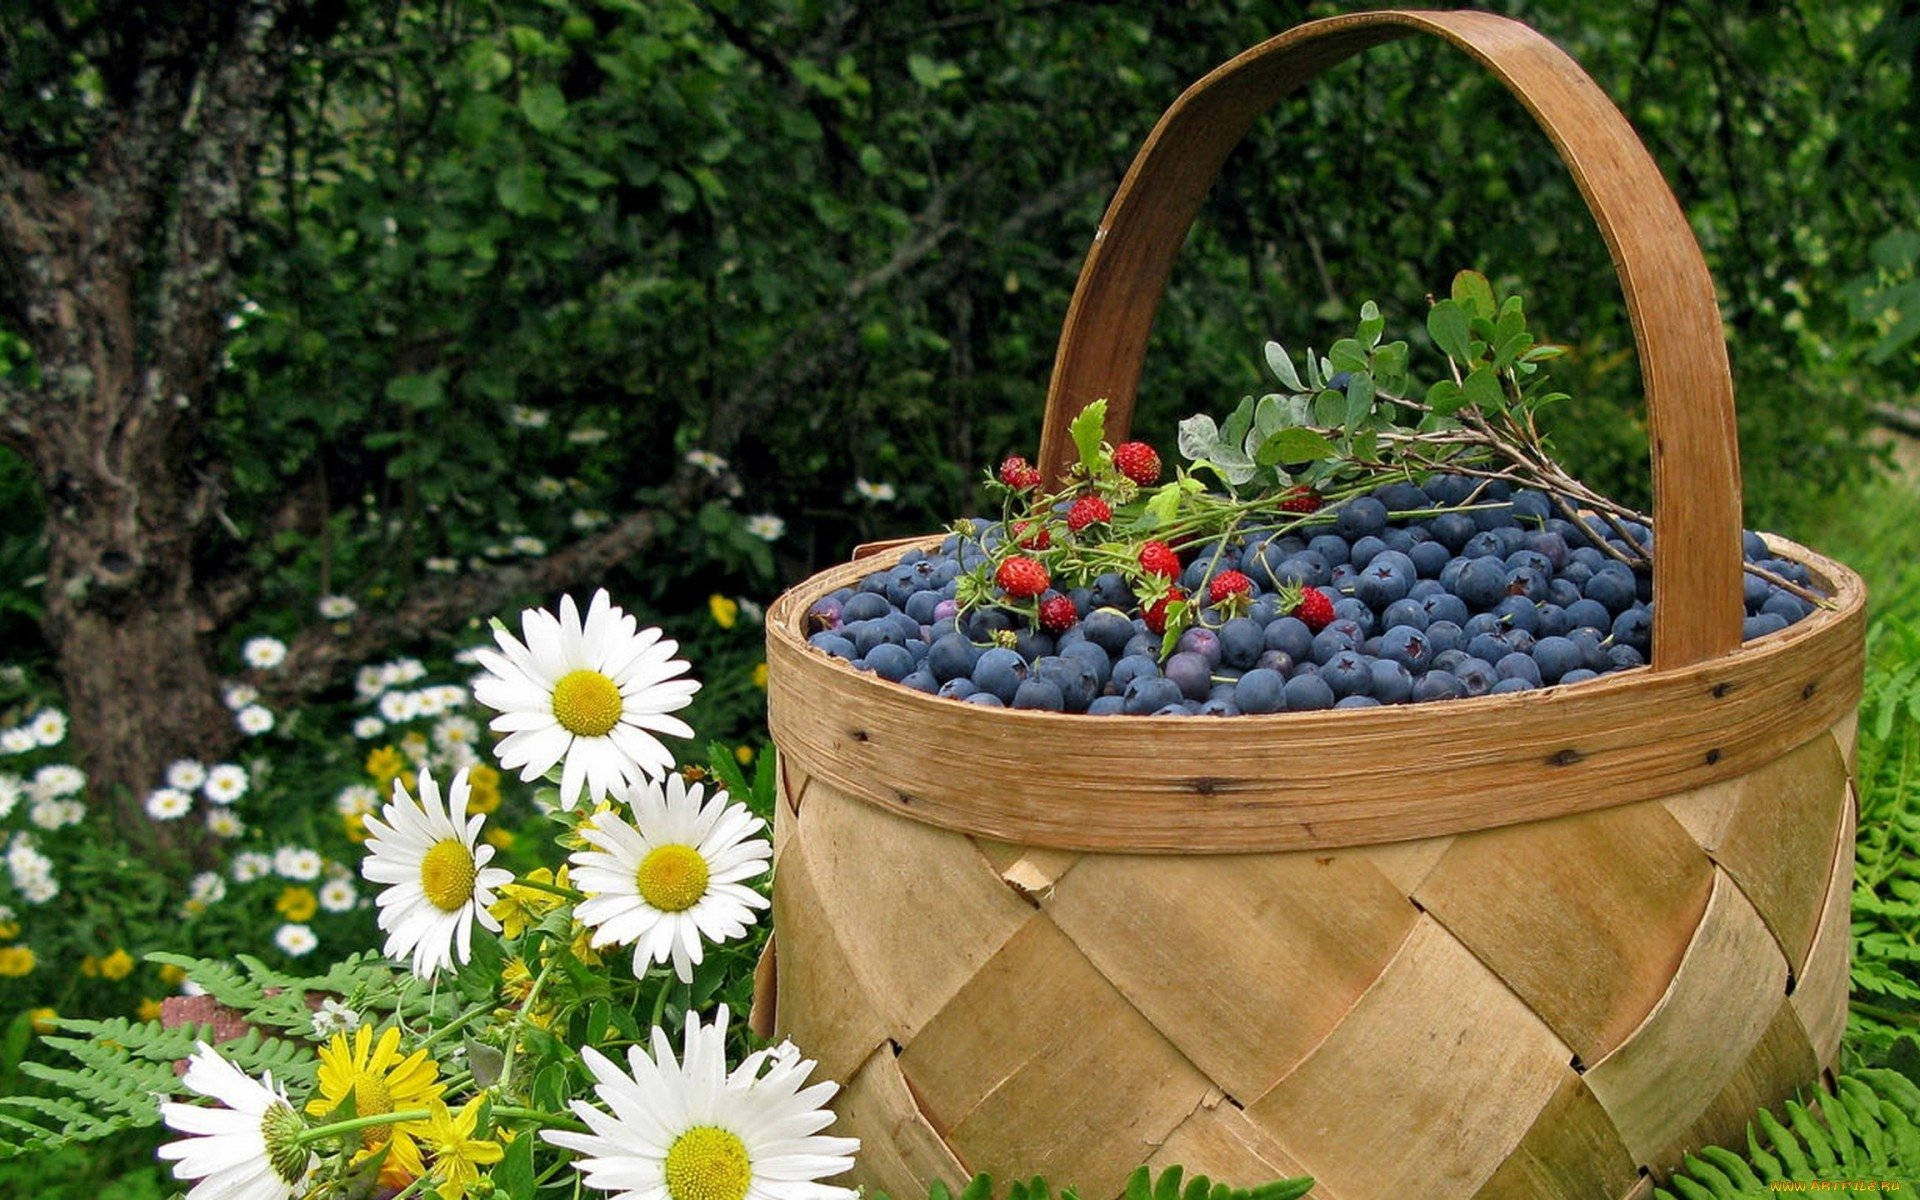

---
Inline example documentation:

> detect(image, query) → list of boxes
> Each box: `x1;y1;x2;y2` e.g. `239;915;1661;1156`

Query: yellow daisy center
552;669;624;737
664;1126;751;1200
637;845;709;912
420;839;477;912
350;1073;395;1148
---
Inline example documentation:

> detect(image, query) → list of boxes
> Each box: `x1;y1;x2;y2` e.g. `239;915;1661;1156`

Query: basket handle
1035;9;1744;671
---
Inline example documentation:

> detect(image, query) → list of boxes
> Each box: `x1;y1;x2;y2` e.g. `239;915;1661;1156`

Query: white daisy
378;691;419;724
206;808;244;839
334;784;379;816
853;477;896;502
473;590;700;809
745;514;786;542
425;556;459;574
432;716;479;754
242;637;287;670
274;847;322;881
509;405;550;429
318;878;358;913
317;594;358;620
167;759;209;790
32;764;85;799
146;787;194;821
533;476;567;499
236;705;275;736
567;426;608;446
19;875;57;904
273;924;316;957
28;800;67;830
309;998;359;1038
232;852;273;883
360;767;512;979
223;684;260;711
570;775;771;983
571;508;607;530
510;534;547;556
0;775;20;819
29;709;66;747
684;449;729;476
353;716;386;740
158;1042;314;1200
544;1004;858;1200
190;872;227;905
205;764;249;805
0;727;34;755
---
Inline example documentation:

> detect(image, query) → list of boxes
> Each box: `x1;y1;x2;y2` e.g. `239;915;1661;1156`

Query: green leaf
907;54;960;89
1256;427;1336;466
1451;269;1496;319
1426;299;1473;364
495;1122;535;1199
1263;341;1304;392
1460;365;1504;411
1357;300;1384;348
1069;399;1109;474
494;161;549;215
384;369;446;410
1327;338;1370;375
1176;414;1220;463
518;82;568;133
1343;373;1375;430
1142;484;1183;528
1311;388;1345;426
1425;378;1465;415
1218;396;1255;455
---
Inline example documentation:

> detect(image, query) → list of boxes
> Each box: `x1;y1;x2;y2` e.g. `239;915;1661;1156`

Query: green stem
418;1001;496;1052
297;1108;434;1145
511;876;587;903
494;1104;589;1132
1851;1001;1920;1028
498;957;560;1095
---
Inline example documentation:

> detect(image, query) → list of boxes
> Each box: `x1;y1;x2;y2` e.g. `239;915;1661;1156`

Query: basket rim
764;531;1865;854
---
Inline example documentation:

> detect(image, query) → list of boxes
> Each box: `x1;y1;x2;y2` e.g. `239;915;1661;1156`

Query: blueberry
1123;675;1185;715
1218;618;1266;670
905;590;945;624
971;647;1029;703
1348;536;1389;569
1368;658;1414;703
1495;652;1543;686
1336;497;1389;538
1264;617;1314;661
1463;612;1502;638
1378;625;1434;672
1409;539;1452;579
1176;627;1224;667
963;691;1006;707
962;606;1013;640
1155;704;1194;717
1492;596;1542;635
1355;563;1412;610
1455;556;1509;610
1198;698;1240;717
842;592;893;623
1420;592;1471;628
1463;531;1506;560
1606;642;1646;670
1424;620;1466;655
1429;512;1477;552
1489;677;1535;694
1059;640;1113;688
1583;568;1638;614
1531;636;1584;684
1375;481;1431;513
933;598;959;623
1534;603;1571;638
1466;632;1508;664
1283;673;1336;711
1233;668;1287;714
1568;627;1610;671
1123;632;1162;660
1472;502;1518;532
1611;607;1652;654
808;631;857;660
1322;651;1373;699
1424;473;1475;505
806;597;845;633
1244;541;1291;589
1164;652;1215;702
1559;668;1599;685
1761;590;1810;624
1087;695;1127;715
1743;530;1769;560
1563;598;1612;632
937;677;977;700
1412;670;1465;702
1501;626;1537;656
900;670;939;694
1093;572;1134;610
928;633;981;683
1382;598;1429;631
1308;534;1352;567
1110;654;1162;693
1743;572;1770;612
1432;648;1470;673
1012;678;1066;711
1034;655;1098;712
1012;629;1054;660
1511;490;1552;525
1744;613;1790;640
1082;608;1136;656
1331;598;1377;637
857;571;891;595
1454;657;1497;696
1311;626;1360;665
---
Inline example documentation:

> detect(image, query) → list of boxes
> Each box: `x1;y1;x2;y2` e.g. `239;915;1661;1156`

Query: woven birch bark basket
755;10;1867;1200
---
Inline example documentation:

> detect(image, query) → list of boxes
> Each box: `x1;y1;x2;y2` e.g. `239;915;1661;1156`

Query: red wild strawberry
1010;520;1051;551
1138;540;1181;579
998;455;1043;491
1292;587;1335;632
995;556;1050;600
1038;594;1078;633
1143;587;1187;634
1065;495;1112;533
1279;486;1323;514
1208;570;1253;606
1112;441;1162;486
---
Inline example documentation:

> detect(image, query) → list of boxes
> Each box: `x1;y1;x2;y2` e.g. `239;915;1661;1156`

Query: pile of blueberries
801;476;1820;715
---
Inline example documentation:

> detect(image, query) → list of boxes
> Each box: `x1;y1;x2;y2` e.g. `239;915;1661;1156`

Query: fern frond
1656;1070;1920;1198
880;1164;1314;1200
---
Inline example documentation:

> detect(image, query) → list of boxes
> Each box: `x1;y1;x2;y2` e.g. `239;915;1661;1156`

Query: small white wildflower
28;709;66;747
31;764;84;799
532;477;566;499
189;871;227;905
854;477;897;502
0;728;34;755
509;534;546;556
236;705;275;736
204;808;244;839
509;405;550;429
273;846;321;880
145;788;193;821
425;556;459;574
231;851;272;883
309;997;359;1037
242;637;287;670
317;878;358;914
0;775;19;819
204;764;248;805
353;716;386;739
333;784;378;816
19;875;57;904
566;426;608;446
273;924;317;957
570;509;607;530
377;691;418;724
745;514;786;541
354;666;385;701
222;683;260;711
432;716;478;753
166;759;208;790
317;594;358;620
684;449;729;476
736;598;765;625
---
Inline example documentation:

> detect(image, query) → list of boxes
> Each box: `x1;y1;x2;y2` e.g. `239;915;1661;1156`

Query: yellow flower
343;810;370;844
0;946;34;977
483;827;514;850
734;745;754;766
0;919;20;939
307;1025;443;1186
499;956;534;1005
80;955;100;978
98;948;135;981
28;1007;56;1034
159;963;188;987
465;764;501;815
752;661;769;689
276;887;318;922
421;1097;503;1200
488;867;568;939
366;745;406;788
567;922;602;968
708;593;738;630
136;997;164;1022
